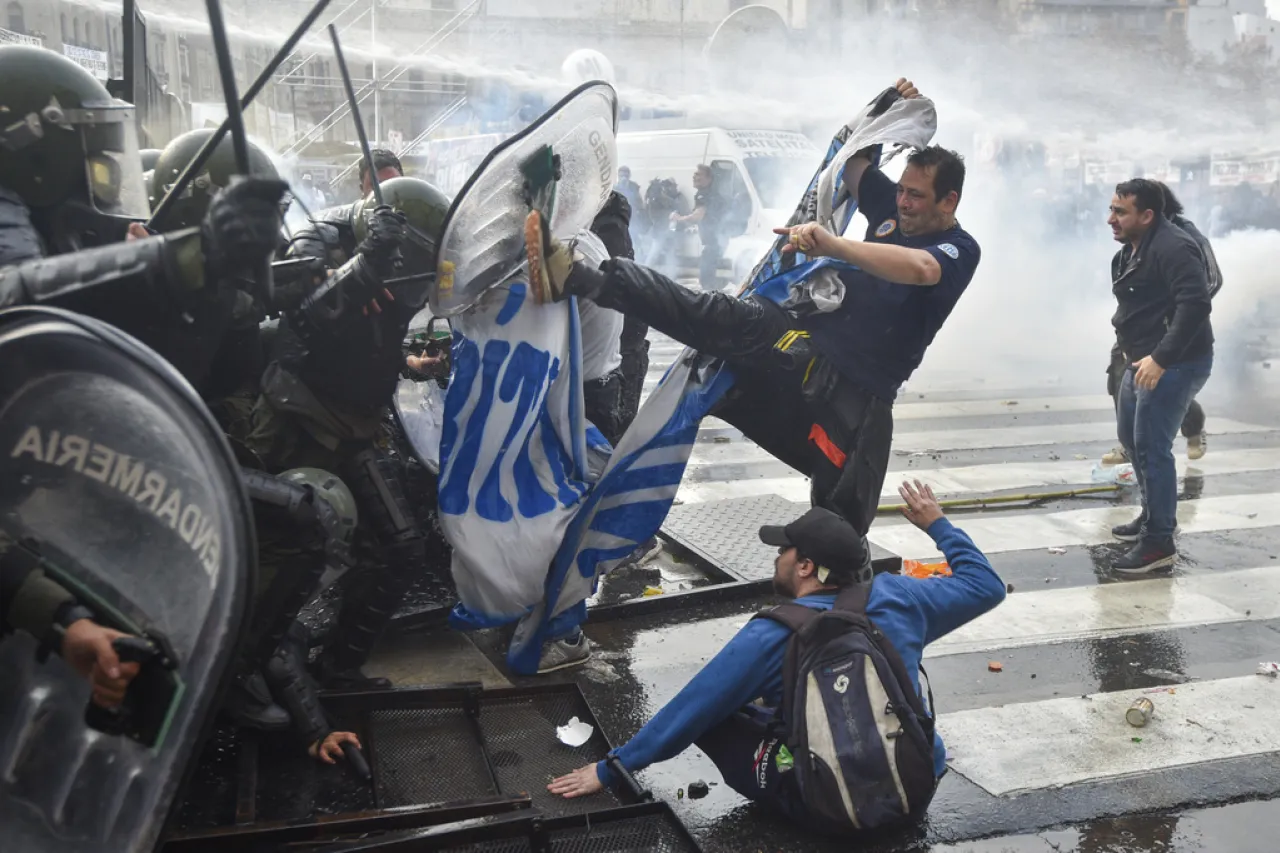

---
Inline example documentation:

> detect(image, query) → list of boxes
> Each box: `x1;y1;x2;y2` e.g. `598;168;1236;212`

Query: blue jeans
1117;354;1213;540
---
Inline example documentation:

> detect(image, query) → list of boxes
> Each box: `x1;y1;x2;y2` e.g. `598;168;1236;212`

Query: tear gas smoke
115;1;1278;399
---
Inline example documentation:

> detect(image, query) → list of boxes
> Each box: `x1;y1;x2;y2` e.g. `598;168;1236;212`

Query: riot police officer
249;175;450;690
0;44;286;393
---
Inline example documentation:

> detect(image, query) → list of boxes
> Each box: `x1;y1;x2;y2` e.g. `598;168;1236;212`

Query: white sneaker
1187;432;1207;461
1101;446;1129;465
537;632;591;674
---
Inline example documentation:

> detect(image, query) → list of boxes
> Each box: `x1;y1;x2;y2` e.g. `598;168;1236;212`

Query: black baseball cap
759;507;867;585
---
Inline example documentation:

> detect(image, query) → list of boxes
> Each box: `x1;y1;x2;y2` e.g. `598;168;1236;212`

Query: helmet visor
73;102;150;218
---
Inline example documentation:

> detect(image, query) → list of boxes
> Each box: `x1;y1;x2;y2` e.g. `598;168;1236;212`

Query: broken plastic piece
1048;547;1067;555
1257;662;1280;678
641;586;664;597
556;716;594;747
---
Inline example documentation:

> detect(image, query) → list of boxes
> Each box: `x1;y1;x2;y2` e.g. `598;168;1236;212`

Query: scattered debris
988;661;1003;673
903;559;952;579
1048;453;1060;461
1131;737;1143;744
1002;400;1018;406
1045;577;1057;584
713;435;731;444
1144;687;1177;695
1126;697;1155;727
1006;583;1015;594
641;586;664;597
1030;674;1037;679
1074;454;1088;460
556;717;594;747
1143;668;1192;684
1048;547;1068;555
1247;513;1258;519
1258;662;1280;678
676;788;684;800
687;780;710;800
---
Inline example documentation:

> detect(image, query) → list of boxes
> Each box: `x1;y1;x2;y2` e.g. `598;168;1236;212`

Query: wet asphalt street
466;329;1280;852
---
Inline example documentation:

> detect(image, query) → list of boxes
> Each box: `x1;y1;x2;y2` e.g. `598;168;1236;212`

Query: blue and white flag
430;89;938;674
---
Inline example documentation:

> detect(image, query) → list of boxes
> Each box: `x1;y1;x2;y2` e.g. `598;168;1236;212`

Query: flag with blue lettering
437;94;938;674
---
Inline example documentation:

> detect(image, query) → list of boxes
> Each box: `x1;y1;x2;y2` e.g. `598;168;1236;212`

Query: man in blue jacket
548;480;1006;821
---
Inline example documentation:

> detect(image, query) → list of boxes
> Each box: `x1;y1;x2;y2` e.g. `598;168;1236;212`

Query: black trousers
581;259;893;537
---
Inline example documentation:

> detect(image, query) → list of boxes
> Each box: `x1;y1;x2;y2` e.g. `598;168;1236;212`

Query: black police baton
341;740;372;780
204;0;274;304
84;634;179;748
148;0;333;231
328;24;384;206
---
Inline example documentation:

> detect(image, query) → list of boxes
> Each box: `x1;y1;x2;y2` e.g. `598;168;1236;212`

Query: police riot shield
431;80;618;317
0;307;255;853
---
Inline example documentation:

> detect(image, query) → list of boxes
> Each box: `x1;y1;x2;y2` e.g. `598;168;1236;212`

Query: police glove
203;176;290;277
357;204;408;275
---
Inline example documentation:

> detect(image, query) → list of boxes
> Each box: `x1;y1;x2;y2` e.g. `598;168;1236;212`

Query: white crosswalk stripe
639;330;1280;801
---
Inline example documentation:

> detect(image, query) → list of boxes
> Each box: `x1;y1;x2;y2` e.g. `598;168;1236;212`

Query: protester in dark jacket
1106;178;1213;574
1102;182;1222;464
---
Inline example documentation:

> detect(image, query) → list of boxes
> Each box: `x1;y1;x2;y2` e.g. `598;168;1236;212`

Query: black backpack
755;584;938;835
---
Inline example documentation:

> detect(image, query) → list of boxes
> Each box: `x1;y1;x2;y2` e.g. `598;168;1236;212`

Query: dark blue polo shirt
804;168;980;402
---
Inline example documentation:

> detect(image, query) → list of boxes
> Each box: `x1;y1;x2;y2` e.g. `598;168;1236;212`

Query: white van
616;127;820;284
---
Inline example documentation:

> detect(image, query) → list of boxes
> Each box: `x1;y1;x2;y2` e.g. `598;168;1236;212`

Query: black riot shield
0;307;255;853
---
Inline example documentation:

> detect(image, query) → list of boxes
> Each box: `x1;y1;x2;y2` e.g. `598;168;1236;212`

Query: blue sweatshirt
597;517;1006;787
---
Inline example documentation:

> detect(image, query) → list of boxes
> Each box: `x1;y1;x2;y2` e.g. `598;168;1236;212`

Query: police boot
312;538;423;691
223;670;291;731
264;621;329;747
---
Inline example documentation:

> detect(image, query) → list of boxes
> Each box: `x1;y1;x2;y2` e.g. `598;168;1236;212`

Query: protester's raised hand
895;77;921;100
898;480;944;530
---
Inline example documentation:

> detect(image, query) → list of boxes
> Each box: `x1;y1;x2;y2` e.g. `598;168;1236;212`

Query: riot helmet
139;148;162;172
353;176;450;272
0;45;149;218
150;128;280;229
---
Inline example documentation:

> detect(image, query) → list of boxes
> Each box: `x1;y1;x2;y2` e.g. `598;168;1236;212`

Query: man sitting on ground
548;480;1006;832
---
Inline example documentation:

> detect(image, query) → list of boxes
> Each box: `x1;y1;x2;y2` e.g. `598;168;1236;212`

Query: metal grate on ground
165;683;613;849
325;802;702;852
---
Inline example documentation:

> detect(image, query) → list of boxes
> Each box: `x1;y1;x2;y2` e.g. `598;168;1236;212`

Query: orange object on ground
901;559;952;579
988;661;1003;673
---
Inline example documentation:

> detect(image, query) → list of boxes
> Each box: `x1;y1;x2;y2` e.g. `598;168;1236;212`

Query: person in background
1106;178;1213;574
671;164;725;291
548;481;1005;831
1101;180;1221;465
614;166;642;214
643;177;686;276
361;149;404;197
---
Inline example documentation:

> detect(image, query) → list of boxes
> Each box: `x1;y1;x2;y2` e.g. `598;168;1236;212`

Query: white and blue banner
431;89;937;674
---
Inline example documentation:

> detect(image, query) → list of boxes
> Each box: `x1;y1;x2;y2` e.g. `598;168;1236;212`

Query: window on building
73;17;80;44
6;2;23;34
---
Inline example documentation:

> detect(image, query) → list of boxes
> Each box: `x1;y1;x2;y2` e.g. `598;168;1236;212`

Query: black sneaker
1111;515;1147;542
1112;538;1177;575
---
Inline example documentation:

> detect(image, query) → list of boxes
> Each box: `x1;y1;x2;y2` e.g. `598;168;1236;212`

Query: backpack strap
832;582;871;615
753;602;823;634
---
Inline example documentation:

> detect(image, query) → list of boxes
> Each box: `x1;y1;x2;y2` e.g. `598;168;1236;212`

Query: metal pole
329;23;383;204
148;0;334;229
